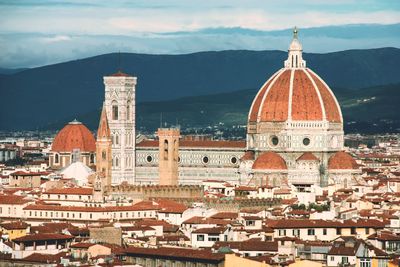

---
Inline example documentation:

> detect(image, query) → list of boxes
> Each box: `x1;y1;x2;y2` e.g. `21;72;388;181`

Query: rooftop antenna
160;112;163;128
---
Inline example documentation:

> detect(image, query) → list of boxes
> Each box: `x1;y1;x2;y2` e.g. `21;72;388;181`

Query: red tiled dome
51;120;96;152
248;68;342;123
252;152;287;170
328;151;358;170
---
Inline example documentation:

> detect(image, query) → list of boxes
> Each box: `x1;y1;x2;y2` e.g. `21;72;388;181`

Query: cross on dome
293;26;298;39
284;26;306;69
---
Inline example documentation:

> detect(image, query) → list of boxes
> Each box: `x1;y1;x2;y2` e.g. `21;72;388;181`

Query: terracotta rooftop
213;240;278;252
367;231;400;241
0;194;31;205
156;199;188;214
296;152;319;161
51;121;95;152
22;252;67;263
193;227;227;234
24;201;159;212
328;151;358;170
125;247;225;262
11;171;49;176
45;187;93;195
182;216;229;226
252;152;287;170
13;233;74;242
266;219;386;229
210;212;239;220
0;221;30;230
248;68;342;123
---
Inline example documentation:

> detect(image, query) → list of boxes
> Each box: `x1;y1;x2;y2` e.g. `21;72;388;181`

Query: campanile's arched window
127;100;131;121
112;100;118;120
55;153;59;164
164;140;168;160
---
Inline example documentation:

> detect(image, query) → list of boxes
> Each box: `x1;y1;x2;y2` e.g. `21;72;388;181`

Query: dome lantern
284;26;306;69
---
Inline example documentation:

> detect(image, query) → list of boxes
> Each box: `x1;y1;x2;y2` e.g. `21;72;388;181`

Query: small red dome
328;151;358;170
248;68;342;123
252;152;287;170
51;120;96;152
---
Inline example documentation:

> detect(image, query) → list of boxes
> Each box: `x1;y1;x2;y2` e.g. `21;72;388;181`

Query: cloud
1;1;400;68
1;1;400;35
41;35;72;43
0;23;399;68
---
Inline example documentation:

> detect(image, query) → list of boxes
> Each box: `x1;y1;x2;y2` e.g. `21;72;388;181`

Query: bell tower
104;71;137;185
158;128;180;185
96;102;112;187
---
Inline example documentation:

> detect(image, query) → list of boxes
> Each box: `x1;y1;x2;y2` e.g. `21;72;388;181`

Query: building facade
133;29;359;188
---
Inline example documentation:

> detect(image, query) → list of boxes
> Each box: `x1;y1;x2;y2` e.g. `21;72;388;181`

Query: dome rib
291;69;323;121
304;69;327;121
307;69;342;123
248;69;283;122
258;69;291;122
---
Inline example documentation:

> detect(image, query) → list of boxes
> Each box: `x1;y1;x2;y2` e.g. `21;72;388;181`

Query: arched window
174;140;178;161
54;153;59;164
112;100;118;120
102;151;106;160
115;157;119;167
164;140;168;160
127;100;131;121
90;153;95;164
115;134;119;145
296;55;298;68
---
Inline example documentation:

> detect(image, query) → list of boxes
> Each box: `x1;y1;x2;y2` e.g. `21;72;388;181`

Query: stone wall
105;184;203;200
90;226;122;246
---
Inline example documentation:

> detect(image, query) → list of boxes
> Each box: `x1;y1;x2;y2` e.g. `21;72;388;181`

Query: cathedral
49;28;360;189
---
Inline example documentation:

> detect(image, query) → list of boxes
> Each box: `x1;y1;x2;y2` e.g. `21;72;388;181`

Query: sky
0;0;400;68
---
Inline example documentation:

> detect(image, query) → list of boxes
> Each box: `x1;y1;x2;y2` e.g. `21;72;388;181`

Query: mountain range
0;48;399;132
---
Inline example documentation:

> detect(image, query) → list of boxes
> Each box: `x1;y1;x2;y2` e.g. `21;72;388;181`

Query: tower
104;71;137;184
96;102;112;187
93;173;104;202
158;128;180;185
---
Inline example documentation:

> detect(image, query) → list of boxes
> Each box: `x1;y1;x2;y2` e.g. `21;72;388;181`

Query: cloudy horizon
1;0;400;68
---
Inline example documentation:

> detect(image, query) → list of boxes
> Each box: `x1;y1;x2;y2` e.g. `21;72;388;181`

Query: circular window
230;157;238;164
146;155;153;163
303;137;311;146
270;136;279;146
202;156;209;164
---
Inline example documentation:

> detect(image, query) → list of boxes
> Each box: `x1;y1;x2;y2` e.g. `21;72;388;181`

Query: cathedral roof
252;152;287;170
297;152;319;161
248;28;342;124
51;120;96;152
328;151;358;170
